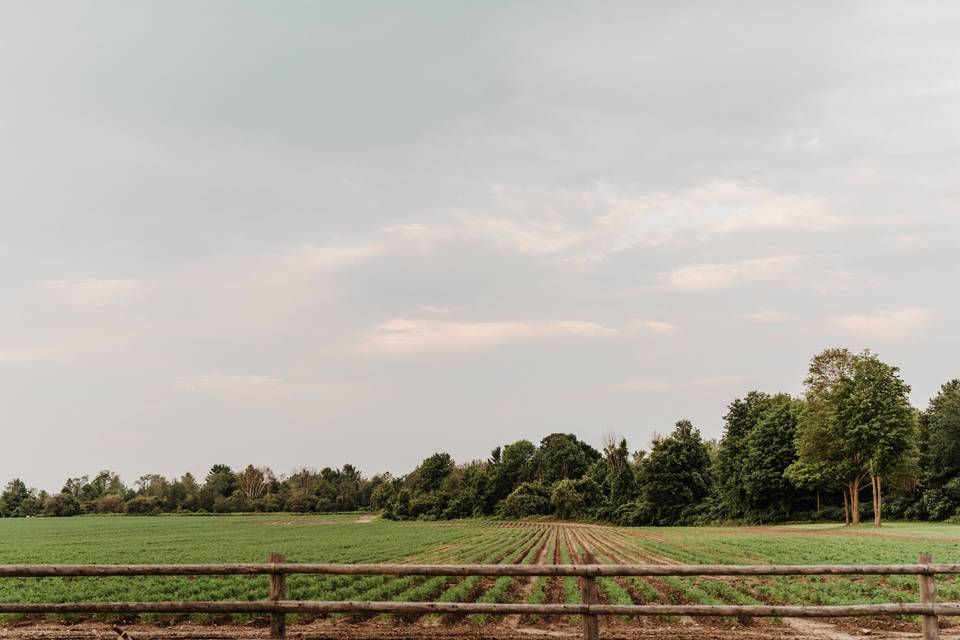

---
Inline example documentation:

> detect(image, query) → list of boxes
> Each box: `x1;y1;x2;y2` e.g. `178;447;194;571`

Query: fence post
580;551;600;640
269;552;287;639
919;552;938;640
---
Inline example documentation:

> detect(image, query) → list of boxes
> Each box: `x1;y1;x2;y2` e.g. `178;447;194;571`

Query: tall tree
413;453;454;493
921;380;960;487
833;354;916;526
794;348;863;523
793;348;916;526
602;433;637;506
0;479;31;517
742;395;800;520
236;465;272;500
533;434;600;484
715;391;773;518
642;420;711;525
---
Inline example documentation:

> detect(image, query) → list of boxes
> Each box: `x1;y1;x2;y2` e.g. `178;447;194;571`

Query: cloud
273;243;386;270
658;255;802;291
39;278;141;304
739;309;790;323
386;181;862;265
177;372;334;394
688;182;843;234
366;318;618;352
458;216;589;255
603;374;743;392
634;320;680;333
0;337;132;365
419;305;465;316
825;308;932;340
244;242;386;285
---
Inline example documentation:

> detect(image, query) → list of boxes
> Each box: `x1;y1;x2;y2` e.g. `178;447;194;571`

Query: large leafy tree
921;380;960;487
204;464;237;497
642;420;711;525
793;348;862;523
532;434;600;484
742;395;800;521
602;435;638;506
489;440;536;503
413;453;455;493
0;479;31;517
792;349;916;526
833;354;916;526
715;391;774;518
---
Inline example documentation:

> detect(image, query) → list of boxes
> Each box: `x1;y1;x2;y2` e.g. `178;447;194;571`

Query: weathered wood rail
0;552;950;640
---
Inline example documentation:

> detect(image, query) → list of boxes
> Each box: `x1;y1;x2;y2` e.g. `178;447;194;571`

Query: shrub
94;494;127;514
126;496;161;515
496;483;551;518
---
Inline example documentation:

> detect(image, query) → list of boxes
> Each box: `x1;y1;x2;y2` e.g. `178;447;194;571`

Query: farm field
3;515;960;639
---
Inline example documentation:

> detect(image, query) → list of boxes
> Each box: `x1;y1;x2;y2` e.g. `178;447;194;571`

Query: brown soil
509;526;555;627
5;618;945;640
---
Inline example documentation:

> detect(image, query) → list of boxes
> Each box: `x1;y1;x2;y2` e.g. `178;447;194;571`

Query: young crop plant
470;525;552;625
522;527;559;624
557;529;582;623
387;524;547;626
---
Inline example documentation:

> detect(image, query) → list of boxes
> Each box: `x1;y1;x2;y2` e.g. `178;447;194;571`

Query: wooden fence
0;552;953;640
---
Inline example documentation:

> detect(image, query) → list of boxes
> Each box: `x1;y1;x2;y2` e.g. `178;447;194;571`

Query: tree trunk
842;487;850;526
816;490;821;515
873;475;882;527
849;478;862;525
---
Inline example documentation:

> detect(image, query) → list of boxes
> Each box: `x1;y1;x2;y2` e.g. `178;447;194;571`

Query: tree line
3;348;959;526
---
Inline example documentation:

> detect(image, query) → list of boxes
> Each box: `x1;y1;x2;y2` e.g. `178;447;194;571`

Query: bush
258;493;283;512
409;493;442;520
613;500;654;526
42;493;81;517
496;483;552;518
95;494;127;514
126;496;161;514
921;489;955;521
285;490;318;513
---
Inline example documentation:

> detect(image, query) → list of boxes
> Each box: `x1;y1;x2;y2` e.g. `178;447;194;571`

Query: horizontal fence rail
0;552;947;640
1;600;958;617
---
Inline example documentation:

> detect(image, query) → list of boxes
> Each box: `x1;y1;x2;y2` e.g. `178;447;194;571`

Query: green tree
715;391;774;518
1;479;31;517
489;440;536;502
921;380;960;487
793;349;917;526
602;434;638;507
203;464;237;497
413;453;454;493
794;348;862;523
742;395;800;520
42;493;81;517
642;420;711;525
532;433;600;484
833;354;917;526
497;482;552;518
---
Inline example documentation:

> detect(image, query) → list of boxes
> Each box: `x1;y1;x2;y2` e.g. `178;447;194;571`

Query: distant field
3;515;960;627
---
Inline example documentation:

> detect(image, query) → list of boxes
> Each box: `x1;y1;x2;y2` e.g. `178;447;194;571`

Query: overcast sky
3;2;960;491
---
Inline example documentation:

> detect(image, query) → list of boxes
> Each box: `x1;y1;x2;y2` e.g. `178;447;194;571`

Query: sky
3;2;960;491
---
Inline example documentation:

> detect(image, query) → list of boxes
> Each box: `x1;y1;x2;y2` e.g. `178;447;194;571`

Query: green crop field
3;515;960;629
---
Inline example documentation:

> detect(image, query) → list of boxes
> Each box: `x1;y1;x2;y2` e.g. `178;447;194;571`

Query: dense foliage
2;347;957;526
